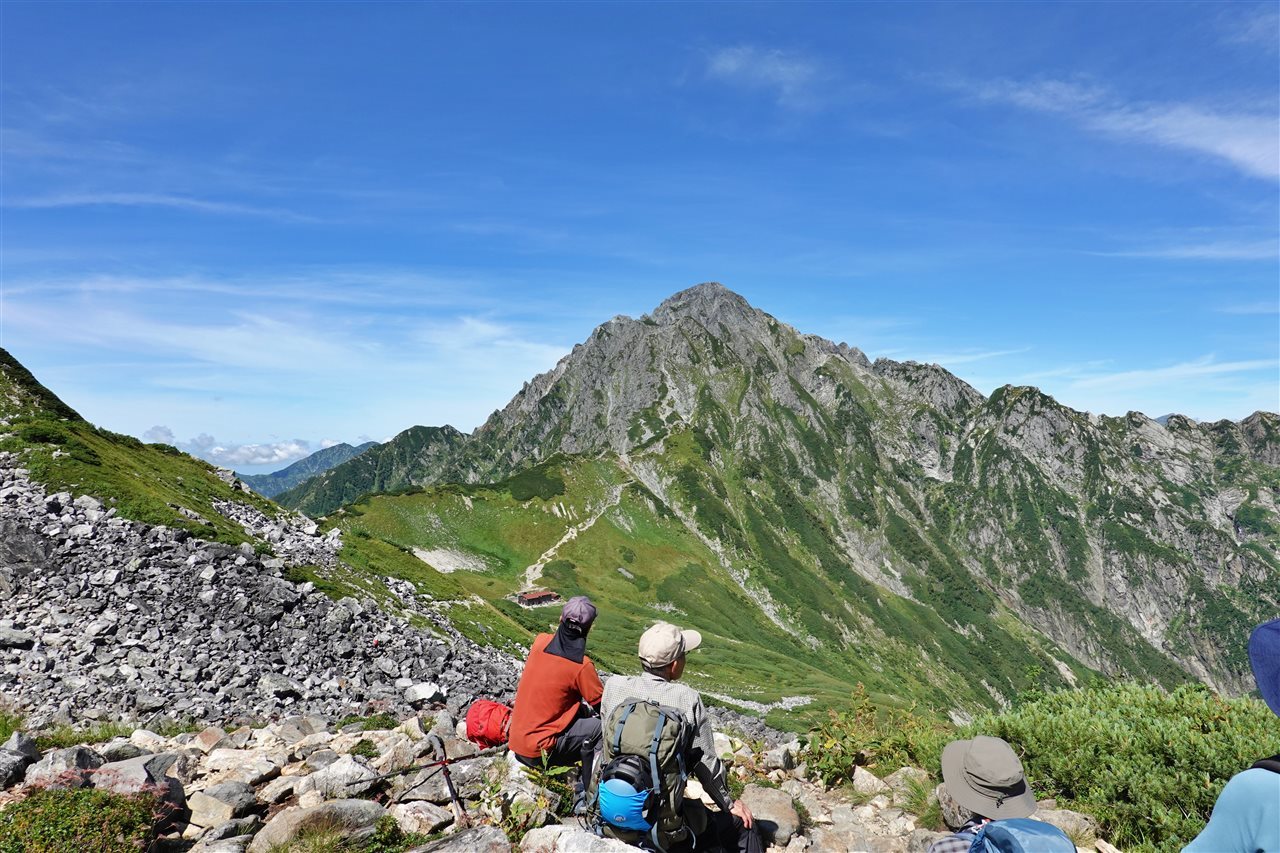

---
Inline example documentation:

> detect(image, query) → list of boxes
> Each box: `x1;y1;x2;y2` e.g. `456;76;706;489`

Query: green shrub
804;684;949;786
336;712;400;732
500;462;566;502
0;708;22;742
964;682;1280;852
0;787;167;853
351;739;379;759
17;420;69;445
35;721;135;750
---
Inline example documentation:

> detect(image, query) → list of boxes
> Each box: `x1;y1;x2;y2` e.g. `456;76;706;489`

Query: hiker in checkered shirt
601;621;763;853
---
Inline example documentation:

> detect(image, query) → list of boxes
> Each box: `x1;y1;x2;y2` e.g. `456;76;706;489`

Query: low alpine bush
805;681;1280;852
965;682;1280;852
0;787;166;853
804;684;949;786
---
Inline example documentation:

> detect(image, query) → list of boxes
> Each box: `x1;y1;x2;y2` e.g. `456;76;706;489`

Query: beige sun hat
940;735;1037;820
638;621;702;669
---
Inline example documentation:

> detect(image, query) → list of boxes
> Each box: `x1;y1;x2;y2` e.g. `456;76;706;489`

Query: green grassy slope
333;452;1101;728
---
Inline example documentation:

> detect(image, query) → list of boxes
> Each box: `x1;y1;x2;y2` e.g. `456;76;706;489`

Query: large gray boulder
1035;806;1099;845
935;783;972;830
188;781;257;829
397;755;496;803
24;746;104;788
189;838;253;853
389;801;453;835
202;780;257;817
0;627;34;649
92;752;185;813
883;767;932;806
246;799;385;853
305;754;378;799
741;783;800;846
0;750;31;789
2;731;39;762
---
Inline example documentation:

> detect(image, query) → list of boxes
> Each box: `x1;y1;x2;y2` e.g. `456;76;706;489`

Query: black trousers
514;714;601;789
673;802;764;853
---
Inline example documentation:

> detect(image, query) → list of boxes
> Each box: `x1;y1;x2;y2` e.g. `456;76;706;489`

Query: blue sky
2;2;1277;473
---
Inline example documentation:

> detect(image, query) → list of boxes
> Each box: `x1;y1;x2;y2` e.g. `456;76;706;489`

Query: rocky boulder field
0;707;1120;852
0;451;521;726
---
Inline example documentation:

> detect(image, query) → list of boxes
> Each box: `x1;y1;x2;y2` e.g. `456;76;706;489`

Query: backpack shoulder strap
611;700;640;753
648;712;668;852
1252;753;1280;774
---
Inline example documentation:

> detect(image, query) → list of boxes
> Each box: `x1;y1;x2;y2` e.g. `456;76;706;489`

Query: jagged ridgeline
280;283;1279;721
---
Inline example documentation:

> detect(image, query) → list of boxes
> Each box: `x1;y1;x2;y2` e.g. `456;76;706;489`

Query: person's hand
730;799;754;828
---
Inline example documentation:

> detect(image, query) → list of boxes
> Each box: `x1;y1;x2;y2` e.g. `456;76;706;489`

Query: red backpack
465;699;512;748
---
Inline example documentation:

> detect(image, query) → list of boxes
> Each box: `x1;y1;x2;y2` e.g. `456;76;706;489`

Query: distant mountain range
238;441;378;498
276;283;1279;714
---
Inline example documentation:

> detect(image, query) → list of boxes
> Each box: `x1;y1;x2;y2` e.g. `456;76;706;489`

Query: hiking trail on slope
523;482;629;589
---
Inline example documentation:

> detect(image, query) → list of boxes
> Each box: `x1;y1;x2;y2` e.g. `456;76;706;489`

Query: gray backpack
589;699;697;851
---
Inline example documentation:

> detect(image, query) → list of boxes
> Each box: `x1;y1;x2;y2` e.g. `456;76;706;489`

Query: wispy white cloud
963;78;1279;181
962;355;1278;420
916;347;1032;366
1092;239;1279;260
1216;301;1280;315
3;269;487;308
5;192;316;223
705;45;821;109
414;316;570;368
1221;5;1280;52
1;270;574;448
1068;355;1278;392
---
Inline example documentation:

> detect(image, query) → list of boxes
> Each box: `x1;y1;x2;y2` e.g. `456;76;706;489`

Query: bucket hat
1249;617;1280;717
940;735;1037;820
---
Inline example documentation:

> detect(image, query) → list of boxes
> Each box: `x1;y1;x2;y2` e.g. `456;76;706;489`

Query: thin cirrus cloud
915;347;1032;366
1092;239;1279;261
1216;301;1280;315
964;78;1279;181
1222;5;1280;51
1067;355;1278;392
4;192;317;223
705;45;822;108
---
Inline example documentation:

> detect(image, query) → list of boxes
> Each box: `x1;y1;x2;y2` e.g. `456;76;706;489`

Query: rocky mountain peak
649;281;760;329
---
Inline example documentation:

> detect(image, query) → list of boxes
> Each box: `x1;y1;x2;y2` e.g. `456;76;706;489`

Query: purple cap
561;595;597;628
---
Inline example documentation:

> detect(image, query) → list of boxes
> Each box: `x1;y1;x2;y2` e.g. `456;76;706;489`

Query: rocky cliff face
280;283;1279;701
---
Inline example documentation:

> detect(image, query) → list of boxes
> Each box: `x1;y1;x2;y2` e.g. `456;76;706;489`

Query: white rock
390;800;453;835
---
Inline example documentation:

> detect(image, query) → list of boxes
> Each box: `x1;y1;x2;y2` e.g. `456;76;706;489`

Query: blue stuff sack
969;818;1077;853
597;776;652;831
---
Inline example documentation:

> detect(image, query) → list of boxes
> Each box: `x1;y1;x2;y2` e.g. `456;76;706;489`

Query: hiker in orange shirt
508;596;603;813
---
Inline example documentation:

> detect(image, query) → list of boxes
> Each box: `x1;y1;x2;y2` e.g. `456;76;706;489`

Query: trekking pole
428;733;469;827
342;742;507;793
